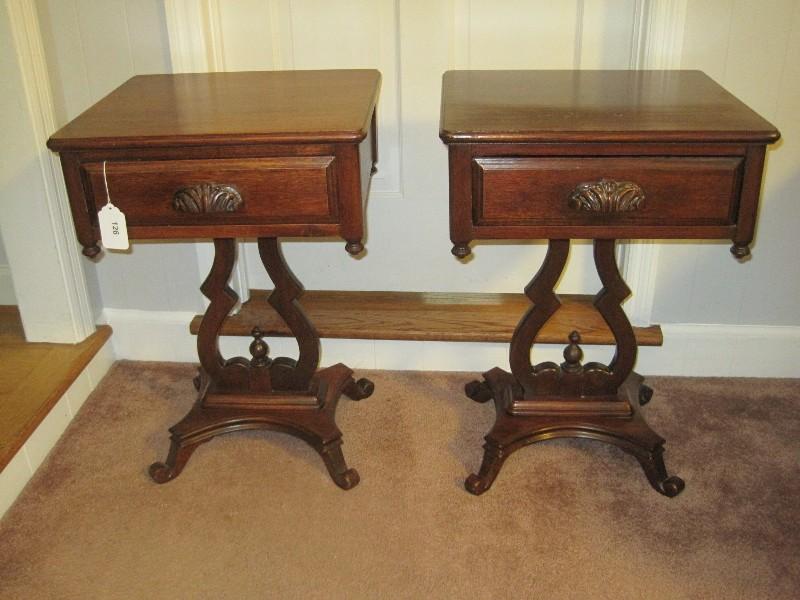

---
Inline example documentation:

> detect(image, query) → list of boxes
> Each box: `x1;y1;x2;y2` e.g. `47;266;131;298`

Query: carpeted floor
0;362;798;599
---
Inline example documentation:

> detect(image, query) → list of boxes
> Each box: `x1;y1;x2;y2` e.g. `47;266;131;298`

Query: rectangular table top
439;70;779;145
48;69;381;151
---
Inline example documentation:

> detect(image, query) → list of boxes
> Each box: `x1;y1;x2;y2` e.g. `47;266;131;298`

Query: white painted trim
164;0;210;73
0;265;17;305
622;0;688;327
448;0;471;70
4;0;94;342
268;0;294;69
636;0;688;69
0;337;114;518
102;307;800;378
164;0;250;308
204;0;226;71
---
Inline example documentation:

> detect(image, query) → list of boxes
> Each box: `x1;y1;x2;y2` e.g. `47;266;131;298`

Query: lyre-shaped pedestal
149;238;373;489
465;239;684;497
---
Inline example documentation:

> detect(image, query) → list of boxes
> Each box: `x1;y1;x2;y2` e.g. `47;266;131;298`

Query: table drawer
473;157;744;227
82;157;338;226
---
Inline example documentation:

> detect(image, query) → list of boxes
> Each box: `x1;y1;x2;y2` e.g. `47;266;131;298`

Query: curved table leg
464;239;683;497
150;237;372;488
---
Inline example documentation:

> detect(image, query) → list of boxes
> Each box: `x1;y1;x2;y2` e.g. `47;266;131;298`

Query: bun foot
465;380;493;403
639;384;653;406
452;243;471;259
345;240;364;255
149;462;178;484
343;377;375;401
659;476;685;498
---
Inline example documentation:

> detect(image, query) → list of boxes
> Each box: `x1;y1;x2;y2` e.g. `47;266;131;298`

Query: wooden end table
440;70;780;497
48;70;381;489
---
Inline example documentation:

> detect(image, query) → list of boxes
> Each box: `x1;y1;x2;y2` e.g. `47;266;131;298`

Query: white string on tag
97;160;129;250
102;160;112;206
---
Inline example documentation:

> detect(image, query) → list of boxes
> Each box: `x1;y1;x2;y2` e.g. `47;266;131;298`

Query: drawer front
82;157;337;226
473;157;744;227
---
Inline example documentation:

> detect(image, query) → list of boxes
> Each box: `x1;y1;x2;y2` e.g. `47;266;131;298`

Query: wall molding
102;307;800;378
4;0;95;342
622;0;688;326
163;0;249;308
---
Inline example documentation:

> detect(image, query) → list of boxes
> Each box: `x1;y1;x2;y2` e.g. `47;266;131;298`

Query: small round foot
659;476;685;498
451;243;471;259
639;384;653;406
82;244;101;258
345;240;364;255
343;377;374;401
465;380;493;403
730;243;751;260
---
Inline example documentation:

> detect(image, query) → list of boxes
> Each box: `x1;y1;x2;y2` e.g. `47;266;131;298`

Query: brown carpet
1;362;798;599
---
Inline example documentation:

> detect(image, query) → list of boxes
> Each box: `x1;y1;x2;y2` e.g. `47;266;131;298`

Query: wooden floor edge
0;325;113;472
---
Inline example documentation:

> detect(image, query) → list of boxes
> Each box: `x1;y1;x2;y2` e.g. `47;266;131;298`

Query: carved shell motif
569;179;645;213
172;184;243;213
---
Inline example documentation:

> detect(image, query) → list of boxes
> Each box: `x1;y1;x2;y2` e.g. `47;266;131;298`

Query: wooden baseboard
189;290;663;347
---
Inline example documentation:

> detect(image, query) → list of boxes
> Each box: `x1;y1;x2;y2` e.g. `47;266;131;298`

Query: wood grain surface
440;70;779;144
48;70;381;150
189;290;663;346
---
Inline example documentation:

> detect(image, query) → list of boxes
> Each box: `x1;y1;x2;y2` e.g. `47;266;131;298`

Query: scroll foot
465;441;507;495
319;440;360;490
465;380;493;403
343;377;375;401
149;439;204;484
637;448;685;498
639;384;653;406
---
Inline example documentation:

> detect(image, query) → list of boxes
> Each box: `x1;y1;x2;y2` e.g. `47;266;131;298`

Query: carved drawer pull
569;179;645;213
172;183;243;213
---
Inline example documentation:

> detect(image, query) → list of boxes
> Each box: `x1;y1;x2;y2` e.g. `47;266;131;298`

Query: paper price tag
98;203;129;250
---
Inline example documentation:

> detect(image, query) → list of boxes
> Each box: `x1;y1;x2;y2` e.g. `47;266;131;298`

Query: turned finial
249;326;270;367
561;330;584;373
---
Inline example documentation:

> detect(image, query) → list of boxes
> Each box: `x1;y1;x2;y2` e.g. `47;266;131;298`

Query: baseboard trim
103;308;800;378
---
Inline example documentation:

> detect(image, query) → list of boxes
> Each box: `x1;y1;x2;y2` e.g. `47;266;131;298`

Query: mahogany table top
48;69;381;150
440;70;779;144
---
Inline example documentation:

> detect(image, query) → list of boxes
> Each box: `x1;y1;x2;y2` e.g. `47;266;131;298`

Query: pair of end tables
48;69;779;497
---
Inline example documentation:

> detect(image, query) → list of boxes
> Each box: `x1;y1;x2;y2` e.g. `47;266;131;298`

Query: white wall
652;0;800;327
25;0;800;375
227;0;643;298
36;0;203;314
